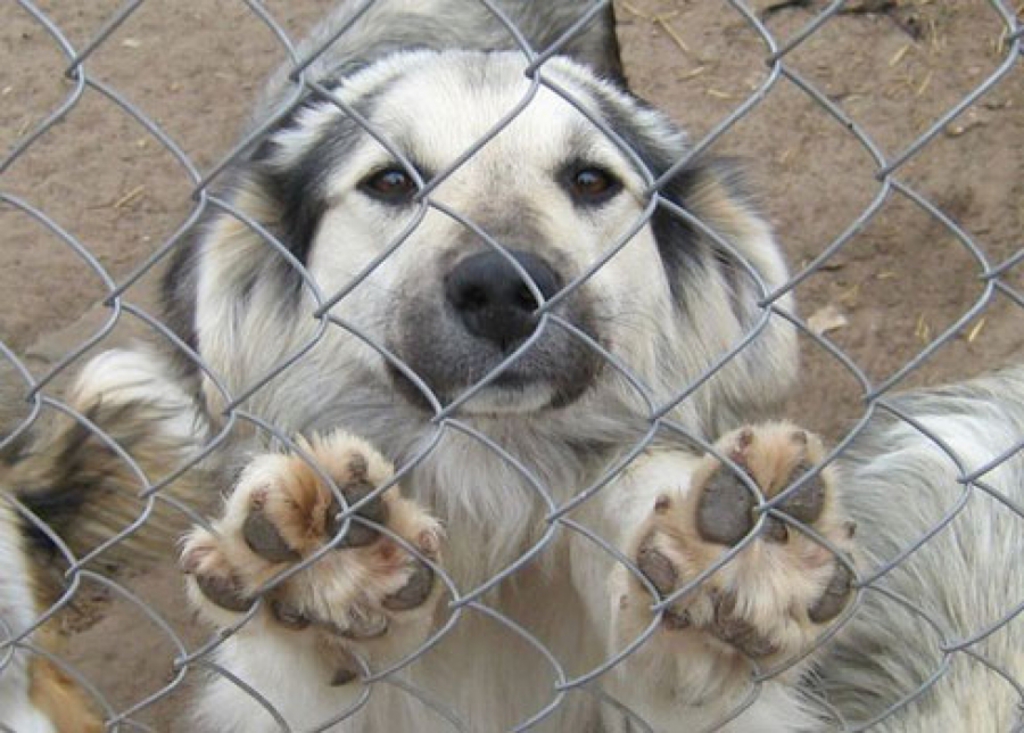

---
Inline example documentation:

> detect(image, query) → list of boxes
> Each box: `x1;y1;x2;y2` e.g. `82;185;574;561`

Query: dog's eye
566;167;621;206
360;167;418;204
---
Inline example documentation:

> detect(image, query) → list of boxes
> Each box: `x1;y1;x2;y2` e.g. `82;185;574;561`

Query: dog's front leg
572;424;857;732
180;430;444;732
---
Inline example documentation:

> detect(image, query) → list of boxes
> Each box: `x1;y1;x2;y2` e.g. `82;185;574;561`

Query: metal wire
1;0;1022;731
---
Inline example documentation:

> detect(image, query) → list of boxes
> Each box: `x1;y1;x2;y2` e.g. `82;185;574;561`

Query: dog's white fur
2;1;1022;732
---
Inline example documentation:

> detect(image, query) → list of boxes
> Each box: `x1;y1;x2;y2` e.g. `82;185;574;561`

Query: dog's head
178;48;796;436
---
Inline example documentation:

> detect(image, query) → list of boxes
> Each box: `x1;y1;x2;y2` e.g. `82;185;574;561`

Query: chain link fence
2;0;1023;731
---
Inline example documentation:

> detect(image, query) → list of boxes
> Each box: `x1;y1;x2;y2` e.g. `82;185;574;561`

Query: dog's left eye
360;167;418;204
565;166;621;206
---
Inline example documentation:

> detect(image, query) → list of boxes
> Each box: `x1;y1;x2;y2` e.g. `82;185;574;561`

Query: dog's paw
180;431;443;676
622;422;856;667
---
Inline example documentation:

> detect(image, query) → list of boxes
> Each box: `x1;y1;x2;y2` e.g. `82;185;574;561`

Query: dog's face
191;49;795;431
296;52;676;414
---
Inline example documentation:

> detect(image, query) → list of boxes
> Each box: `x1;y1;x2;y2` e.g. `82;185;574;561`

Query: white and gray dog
2;1;1022;731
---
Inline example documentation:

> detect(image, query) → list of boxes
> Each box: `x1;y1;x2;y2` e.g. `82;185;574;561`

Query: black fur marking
650;172;711;301
254;113;362;266
513;2;625;84
162;238;201;355
159;78;398;357
586;82;763;312
652;181;765;334
577;85;718;300
650;157;766;316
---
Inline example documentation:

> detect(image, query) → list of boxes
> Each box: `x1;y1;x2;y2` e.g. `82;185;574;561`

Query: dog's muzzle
389;249;603;412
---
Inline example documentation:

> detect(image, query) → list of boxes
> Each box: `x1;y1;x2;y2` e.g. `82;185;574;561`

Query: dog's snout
444;250;561;348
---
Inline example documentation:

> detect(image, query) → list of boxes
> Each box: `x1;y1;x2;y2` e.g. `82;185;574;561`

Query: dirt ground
2;0;1022;729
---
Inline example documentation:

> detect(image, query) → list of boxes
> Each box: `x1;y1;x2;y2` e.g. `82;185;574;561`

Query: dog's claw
341;608;390;639
329;648;361;686
271;599;311;630
331;669;357;686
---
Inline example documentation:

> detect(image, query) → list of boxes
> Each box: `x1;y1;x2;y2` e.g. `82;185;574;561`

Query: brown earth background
2;0;1023;729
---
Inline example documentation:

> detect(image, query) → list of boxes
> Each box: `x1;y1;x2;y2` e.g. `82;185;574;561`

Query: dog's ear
556;3;625;83
512;2;625;83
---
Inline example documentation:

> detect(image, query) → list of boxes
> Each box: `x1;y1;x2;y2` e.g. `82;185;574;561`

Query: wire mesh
2;0;1023;731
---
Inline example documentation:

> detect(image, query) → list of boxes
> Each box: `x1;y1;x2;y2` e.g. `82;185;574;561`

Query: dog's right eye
359;168;418;204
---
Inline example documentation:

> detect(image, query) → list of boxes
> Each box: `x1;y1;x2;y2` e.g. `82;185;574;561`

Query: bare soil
2;0;1022;729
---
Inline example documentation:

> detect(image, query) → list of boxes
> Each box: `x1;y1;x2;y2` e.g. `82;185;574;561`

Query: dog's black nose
444;250;561;349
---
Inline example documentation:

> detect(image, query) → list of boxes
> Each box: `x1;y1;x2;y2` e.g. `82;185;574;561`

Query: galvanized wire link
2;0;1022;731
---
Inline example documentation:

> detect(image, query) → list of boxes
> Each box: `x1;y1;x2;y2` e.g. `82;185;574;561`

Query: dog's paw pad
325;482;388;548
194;570;253;613
242;498;301;562
636;533;678;597
695;466;757;546
231;439;397;559
181;530;256;613
776;465;825;526
382;560;435;611
807;560;854;624
708;592;779;658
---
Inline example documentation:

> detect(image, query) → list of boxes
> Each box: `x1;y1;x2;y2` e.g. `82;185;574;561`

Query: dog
0;349;203;733
2;1;1022;731
0;497;101;733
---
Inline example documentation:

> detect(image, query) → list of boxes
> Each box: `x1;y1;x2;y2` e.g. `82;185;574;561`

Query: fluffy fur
2;1;1021;731
1;348;205;732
